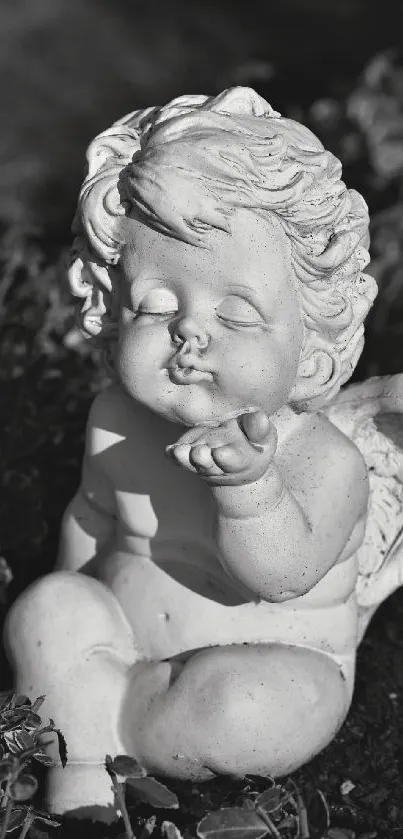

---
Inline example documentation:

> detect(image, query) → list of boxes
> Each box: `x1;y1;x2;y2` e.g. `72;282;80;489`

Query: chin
159;388;230;428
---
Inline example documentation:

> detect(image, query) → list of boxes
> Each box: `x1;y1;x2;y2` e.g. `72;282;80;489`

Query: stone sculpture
4;87;403;818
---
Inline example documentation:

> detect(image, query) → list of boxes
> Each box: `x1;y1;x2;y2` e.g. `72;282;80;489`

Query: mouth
167;365;214;385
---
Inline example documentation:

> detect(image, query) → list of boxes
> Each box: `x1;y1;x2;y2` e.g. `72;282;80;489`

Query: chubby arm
56;394;117;572
212;414;369;601
167;411;369;602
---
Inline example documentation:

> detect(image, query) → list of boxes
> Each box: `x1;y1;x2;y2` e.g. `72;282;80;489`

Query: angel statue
4;86;403;818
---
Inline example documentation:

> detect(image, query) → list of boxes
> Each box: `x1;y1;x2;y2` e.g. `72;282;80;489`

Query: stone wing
323;375;403;630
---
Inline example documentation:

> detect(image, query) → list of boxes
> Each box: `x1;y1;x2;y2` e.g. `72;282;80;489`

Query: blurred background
1;0;403;621
1;0;403;232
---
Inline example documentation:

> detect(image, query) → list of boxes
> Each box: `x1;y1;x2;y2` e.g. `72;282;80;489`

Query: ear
289;339;341;409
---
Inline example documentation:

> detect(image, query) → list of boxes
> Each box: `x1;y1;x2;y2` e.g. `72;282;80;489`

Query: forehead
120;208;292;292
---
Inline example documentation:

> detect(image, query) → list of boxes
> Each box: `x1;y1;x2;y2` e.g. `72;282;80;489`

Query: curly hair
69;86;377;408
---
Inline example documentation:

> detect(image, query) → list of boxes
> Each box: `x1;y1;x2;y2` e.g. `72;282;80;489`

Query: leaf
0;691;13;711
281;778;299;804
14;730;35;752
106;754;146;778
9;774;38;801
1;710;28;728
30;697;45;715
0;757;15;781
0;806;28;833
306;789;330;838
30;808;61;827
33;752;54;766
162;821;184;839
126;776;179;809
22;713;42;730
197;807;270;839
35;815;61;828
3;731;20;754
13;696;31;709
256;786;283;814
55;728;67;768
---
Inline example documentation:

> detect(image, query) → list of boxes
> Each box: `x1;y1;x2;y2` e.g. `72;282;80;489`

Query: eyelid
225;286;268;321
218;316;266;328
216;294;266;325
133;286;179;313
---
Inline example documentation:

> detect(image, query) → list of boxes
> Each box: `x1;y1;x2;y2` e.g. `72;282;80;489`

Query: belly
90;537;359;667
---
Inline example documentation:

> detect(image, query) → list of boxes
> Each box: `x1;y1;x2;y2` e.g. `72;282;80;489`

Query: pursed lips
166;352;214;384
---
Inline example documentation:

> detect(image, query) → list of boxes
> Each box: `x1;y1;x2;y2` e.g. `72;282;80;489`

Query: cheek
220;333;300;405
115;330;155;400
117;324;167;373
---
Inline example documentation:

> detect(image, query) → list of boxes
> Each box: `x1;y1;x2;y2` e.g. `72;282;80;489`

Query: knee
4;571;135;673
179;645;350;777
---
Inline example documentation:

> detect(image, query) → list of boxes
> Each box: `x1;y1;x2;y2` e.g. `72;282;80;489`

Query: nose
171;316;210;351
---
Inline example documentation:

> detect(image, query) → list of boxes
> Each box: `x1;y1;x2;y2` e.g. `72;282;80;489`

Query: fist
165;410;277;486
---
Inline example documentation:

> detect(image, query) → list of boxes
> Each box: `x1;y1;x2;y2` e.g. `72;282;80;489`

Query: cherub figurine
5;87;403;817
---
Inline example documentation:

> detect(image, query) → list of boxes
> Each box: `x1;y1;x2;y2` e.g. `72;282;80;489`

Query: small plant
104;755;374;839
0;692;61;838
105;754;180;839
195;781;375;839
195;779;321;839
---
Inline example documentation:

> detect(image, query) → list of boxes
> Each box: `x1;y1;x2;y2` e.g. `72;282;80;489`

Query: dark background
0;0;402;232
2;2;403;834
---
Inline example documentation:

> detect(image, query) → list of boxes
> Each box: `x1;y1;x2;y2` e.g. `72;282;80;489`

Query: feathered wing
322;374;403;642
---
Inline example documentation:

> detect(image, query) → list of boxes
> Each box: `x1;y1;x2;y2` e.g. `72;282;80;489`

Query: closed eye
138;310;178;318
134;287;179;317
216;295;266;327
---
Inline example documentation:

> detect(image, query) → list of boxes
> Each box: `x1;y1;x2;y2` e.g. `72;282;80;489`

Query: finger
189;444;215;470
166;443;192;470
166;426;203;449
240;410;272;444
211;443;251;473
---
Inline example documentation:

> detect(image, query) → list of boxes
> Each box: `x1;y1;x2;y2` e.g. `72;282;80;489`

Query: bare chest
111;423;217;549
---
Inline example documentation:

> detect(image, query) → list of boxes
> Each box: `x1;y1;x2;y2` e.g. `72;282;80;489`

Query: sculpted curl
69;86;377;408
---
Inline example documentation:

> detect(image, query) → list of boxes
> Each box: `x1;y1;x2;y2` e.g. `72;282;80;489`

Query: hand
165;410;277;486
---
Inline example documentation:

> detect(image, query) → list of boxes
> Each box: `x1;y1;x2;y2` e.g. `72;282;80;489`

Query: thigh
124;641;353;779
184;642;351;776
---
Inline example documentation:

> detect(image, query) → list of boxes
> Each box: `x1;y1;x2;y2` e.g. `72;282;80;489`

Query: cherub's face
117;208;303;427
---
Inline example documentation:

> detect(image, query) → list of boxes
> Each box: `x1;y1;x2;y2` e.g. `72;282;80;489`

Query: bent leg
4;571;138;816
121;643;352;780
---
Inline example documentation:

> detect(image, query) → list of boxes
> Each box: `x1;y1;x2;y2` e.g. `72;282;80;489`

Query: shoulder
301;410;368;472
278;409;369;515
279;408;366;464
